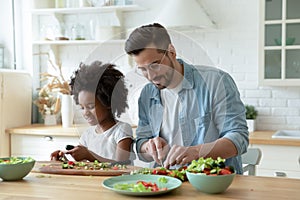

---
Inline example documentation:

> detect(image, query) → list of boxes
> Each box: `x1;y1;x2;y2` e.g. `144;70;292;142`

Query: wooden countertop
249;131;300;146
1;171;300;199
6;124;300;146
5;123;88;137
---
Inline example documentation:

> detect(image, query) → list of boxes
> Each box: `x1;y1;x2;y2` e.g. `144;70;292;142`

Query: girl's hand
50;150;67;161
66;145;92;161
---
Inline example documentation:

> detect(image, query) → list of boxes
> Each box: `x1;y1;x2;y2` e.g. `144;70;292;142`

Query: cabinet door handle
274;172;287;177
44;136;53;141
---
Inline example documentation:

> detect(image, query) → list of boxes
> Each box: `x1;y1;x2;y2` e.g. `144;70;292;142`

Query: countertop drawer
250;144;300;179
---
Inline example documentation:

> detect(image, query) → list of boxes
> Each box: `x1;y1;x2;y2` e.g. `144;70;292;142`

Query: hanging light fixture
156;0;216;30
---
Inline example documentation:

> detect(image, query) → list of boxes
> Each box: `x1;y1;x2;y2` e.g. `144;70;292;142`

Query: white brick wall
37;0;300;131
122;0;299;131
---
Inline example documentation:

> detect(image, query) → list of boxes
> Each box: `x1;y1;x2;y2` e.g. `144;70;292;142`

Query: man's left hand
164;145;200;168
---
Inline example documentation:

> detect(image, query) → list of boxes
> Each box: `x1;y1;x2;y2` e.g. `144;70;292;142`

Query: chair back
242;148;262;175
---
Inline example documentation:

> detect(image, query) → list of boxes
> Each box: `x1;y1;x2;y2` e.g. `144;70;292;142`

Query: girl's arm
115;138;133;161
67;138;133;163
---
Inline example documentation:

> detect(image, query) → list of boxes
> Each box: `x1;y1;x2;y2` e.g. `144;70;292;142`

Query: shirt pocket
190;113;212;144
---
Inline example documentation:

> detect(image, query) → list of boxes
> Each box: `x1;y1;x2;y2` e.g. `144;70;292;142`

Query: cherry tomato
219;169;232;175
68;161;75;166
112;166;119;170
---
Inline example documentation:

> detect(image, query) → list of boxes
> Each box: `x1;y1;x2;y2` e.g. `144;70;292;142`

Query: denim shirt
135;59;249;174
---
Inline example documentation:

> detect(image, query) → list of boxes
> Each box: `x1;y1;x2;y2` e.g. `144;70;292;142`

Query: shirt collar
177;58;194;90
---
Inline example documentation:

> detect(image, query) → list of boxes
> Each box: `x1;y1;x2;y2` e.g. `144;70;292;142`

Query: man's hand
164;145;200;168
141;136;170;165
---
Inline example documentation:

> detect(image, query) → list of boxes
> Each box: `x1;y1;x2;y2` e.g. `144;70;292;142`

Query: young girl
51;61;134;163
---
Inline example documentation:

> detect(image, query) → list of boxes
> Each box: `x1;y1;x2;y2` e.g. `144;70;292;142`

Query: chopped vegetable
113;181;168;192
158;177;168;183
0;157;34;165
187;157;235;175
131;166;187;181
61;160;127;170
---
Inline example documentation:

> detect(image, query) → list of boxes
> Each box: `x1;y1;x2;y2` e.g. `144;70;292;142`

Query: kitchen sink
272;130;300;139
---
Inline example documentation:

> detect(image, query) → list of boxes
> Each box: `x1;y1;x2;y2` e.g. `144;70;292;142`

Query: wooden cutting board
33;161;140;176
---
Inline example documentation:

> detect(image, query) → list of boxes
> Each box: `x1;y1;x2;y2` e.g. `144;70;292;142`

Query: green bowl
186;171;235;194
0;157;35;181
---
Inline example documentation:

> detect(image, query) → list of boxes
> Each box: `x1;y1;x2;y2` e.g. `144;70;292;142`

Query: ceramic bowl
186;171;235;194
0;157;35;181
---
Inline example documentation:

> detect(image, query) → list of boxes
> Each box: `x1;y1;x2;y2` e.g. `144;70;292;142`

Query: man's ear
168;44;176;58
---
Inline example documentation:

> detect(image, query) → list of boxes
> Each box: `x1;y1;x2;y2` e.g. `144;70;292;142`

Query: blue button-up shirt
135;59;249;174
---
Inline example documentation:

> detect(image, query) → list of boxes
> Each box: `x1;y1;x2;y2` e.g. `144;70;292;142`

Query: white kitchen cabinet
11;134;79;161
30;0;143;122
250;144;300;179
259;0;300;86
0;71;32;157
31;4;143;43
30;0;143;57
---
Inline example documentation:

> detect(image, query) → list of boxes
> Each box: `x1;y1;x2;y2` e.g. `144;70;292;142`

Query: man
125;23;249;174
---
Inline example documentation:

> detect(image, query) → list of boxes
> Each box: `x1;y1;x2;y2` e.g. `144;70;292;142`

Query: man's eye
150;63;160;70
88;105;95;110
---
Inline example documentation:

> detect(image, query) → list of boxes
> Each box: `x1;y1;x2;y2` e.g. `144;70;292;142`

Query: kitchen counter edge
6;124;300;146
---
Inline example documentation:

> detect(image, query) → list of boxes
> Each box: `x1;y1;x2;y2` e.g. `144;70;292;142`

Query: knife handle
65;145;75;150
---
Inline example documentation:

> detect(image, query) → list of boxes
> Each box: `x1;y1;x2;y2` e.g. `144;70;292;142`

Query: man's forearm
138;140;154;161
198;138;238;159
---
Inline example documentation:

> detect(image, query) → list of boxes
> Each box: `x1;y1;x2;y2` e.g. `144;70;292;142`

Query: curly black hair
69;60;128;118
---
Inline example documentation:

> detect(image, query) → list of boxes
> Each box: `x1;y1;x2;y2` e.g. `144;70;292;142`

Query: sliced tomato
151;183;159;192
68;161;75;166
203;168;211;175
225;166;235;173
137;181;151;187
112;166;119;170
152;167;168;175
219;169;232;175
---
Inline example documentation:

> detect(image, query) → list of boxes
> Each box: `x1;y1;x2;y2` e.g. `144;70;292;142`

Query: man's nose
82;108;90;115
146;69;156;80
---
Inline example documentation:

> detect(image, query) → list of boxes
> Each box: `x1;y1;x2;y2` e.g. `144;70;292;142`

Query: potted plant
245;105;258;132
33;52;71;125
34;84;60;125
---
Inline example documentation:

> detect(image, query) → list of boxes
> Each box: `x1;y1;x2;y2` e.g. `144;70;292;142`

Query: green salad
0;157;34;165
113;177;168;192
187;157;234;175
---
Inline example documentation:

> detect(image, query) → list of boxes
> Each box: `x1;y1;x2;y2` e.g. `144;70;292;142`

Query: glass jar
71;24;85;40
